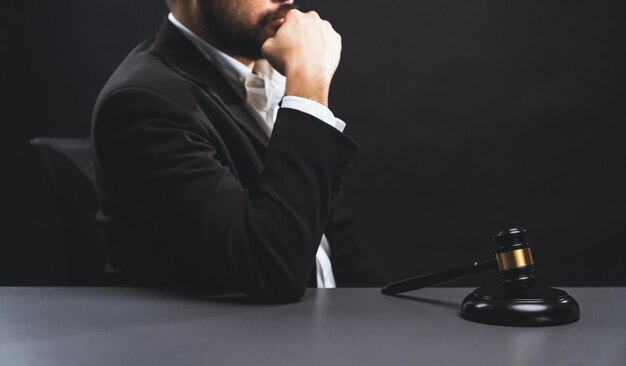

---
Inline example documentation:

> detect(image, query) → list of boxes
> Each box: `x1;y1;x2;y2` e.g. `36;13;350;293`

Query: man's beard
198;0;298;60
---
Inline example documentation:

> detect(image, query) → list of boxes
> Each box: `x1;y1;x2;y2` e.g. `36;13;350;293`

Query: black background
2;0;625;286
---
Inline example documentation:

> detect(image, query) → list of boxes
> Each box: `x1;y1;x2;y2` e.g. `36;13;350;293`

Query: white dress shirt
169;13;341;288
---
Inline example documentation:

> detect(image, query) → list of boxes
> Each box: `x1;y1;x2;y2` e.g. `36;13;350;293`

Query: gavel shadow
387;293;459;310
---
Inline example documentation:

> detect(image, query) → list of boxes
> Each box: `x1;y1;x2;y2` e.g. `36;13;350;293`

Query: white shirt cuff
281;96;346;132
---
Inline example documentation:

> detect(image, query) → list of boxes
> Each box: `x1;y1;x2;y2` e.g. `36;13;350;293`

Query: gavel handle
381;257;498;295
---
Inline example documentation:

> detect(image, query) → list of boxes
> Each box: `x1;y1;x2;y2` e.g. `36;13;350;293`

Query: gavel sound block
381;228;580;326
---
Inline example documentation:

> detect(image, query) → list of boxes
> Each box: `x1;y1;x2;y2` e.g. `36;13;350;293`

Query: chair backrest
31;137;105;285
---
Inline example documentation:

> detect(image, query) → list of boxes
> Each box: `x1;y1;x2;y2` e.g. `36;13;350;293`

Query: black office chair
31;137;106;285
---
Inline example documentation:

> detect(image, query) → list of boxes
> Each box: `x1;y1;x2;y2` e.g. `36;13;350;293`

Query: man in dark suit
92;0;381;301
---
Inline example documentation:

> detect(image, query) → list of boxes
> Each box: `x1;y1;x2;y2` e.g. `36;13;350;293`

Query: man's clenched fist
262;10;342;106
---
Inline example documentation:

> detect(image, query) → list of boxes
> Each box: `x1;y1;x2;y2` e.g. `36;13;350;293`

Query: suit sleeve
93;87;358;301
327;192;387;287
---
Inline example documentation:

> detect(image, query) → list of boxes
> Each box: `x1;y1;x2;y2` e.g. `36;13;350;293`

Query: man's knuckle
290;9;301;17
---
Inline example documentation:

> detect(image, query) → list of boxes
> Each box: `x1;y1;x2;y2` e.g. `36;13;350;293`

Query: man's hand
262;10;342;107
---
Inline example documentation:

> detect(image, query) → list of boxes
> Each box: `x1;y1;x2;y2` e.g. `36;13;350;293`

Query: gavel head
493;228;535;292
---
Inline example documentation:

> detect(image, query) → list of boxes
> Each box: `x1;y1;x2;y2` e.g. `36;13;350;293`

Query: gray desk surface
0;287;624;365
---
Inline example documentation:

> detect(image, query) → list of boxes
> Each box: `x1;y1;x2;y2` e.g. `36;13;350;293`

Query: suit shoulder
95;39;198;112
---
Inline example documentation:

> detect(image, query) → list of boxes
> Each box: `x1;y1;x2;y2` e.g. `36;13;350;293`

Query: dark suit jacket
91;19;381;301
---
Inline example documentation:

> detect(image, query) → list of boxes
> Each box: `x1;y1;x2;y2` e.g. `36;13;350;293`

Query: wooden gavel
381;228;535;295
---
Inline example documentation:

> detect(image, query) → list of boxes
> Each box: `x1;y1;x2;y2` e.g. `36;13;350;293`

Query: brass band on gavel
496;247;534;271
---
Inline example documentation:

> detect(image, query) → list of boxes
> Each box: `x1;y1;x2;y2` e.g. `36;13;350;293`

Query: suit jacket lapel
151;19;269;149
